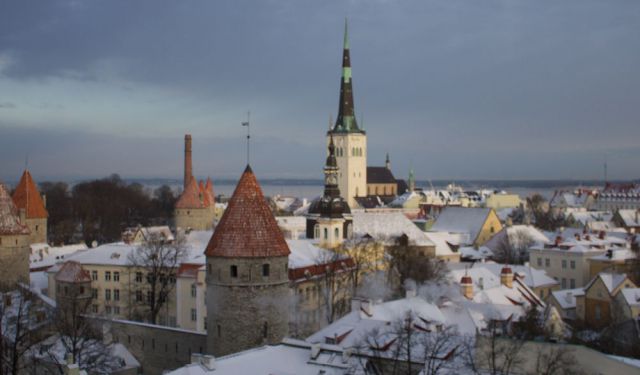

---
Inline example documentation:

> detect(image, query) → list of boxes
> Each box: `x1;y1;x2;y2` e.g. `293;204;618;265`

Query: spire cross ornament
242;111;251;165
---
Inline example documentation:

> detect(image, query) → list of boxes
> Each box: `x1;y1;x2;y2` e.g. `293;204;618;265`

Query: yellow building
575;272;636;329
484;193;521;210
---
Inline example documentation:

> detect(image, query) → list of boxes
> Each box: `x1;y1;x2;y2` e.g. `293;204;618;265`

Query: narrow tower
184;134;193;189
12;169;48;244
0;183;30;289
205;165;290;356
306;136;353;247
328;19;367;208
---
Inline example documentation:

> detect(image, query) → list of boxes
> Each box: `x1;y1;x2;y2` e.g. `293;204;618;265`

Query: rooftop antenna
242;111;251;165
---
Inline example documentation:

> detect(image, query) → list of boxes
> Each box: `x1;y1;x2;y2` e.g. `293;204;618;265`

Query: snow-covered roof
483;225;550;252
459;246;493;260
430;207;494;244
352;211;434;246
30;243;88;270
585;272;630;295
619;288;640;307
453;262;558;289
550;288;583;310
423;231;456;256
275;216;307;229
568;211;613;225
166;339;356;375
590;249;636;261
287;239;341;269
137;226;175;242
617;209;640;227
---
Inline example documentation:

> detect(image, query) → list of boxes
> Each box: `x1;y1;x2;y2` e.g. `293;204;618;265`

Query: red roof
55;261;91;283
175;176;204;209
205;177;215;206
205;165;290;258
0;184;30;236
177;263;202;278
12;170;48;219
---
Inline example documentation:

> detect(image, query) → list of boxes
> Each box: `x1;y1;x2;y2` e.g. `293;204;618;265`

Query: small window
191;284;197;298
105;271;111;281
262;264;270;277
114;289;120;301
314;224;320;239
545;258;550;267
263;322;268;339
570;279;575;288
536;258;542;267
230;265;238;278
334;228;340;239
91;271;98;281
114;306;120;315
91;288;98;299
191;308;197;322
135;272;143;283
561;278;566;289
105;289;111;300
562;260;567;269
595;305;601;320
324;228;328;240
136;290;143;302
570;260;575;269
113;272;120;282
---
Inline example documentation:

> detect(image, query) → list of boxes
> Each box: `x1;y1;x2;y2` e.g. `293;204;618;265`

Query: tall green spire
329;18;363;135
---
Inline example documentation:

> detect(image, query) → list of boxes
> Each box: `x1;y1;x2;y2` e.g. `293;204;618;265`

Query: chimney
500;266;514;288
184;134;193;189
460;275;473;300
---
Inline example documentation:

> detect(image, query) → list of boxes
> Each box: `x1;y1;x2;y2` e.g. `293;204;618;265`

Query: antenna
242;111;251;165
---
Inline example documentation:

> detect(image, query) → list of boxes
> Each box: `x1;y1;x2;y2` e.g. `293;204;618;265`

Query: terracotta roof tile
175;176;204;209
0;183;30;236
55;260;91;283
12;170;48;219
205;165;290;258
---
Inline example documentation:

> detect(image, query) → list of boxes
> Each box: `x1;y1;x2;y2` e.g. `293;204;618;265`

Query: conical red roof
12;170;48;219
205;177;215;205
0;183;30;236
205;165;290;258
175;175;203;209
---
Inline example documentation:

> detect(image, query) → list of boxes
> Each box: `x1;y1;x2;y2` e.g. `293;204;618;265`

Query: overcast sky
1;0;639;181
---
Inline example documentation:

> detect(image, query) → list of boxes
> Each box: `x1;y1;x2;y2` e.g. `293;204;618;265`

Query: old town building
12;169;48;244
0;183;31;289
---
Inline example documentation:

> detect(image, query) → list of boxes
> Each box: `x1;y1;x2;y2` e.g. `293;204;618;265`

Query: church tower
328;20;367;208
307;136;352;248
205;165;290;356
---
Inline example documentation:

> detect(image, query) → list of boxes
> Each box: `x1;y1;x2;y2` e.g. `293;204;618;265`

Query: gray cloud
0;102;15;108
0;0;639;180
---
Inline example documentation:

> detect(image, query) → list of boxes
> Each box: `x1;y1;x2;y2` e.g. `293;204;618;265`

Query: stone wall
206;256;290;356
26;217;47;244
105;318;207;375
0;233;30;289
174;208;214;231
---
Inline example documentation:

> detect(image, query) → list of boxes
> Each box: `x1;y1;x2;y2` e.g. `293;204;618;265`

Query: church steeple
323;136;340;198
330;19;363;134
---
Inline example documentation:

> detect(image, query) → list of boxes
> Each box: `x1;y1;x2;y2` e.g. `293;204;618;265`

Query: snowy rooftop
483;225;550;252
550;288;583;309
450;262;557;289
429;207;493;244
423;231;457;256
166;339;355;375
617;209;640;227
585;272;629;294
30;243;88;270
287;239;342;269
352;211;434;246
619;288;640;307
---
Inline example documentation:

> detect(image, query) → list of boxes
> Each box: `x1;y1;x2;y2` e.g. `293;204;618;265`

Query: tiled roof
12;170;48;219
0;183;30;236
367;167;397;184
205;165;290;258
205;178;215;205
175;176;204;209
55;260;91;283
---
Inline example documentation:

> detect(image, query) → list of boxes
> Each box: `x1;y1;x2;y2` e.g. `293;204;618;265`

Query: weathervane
242;111;251;165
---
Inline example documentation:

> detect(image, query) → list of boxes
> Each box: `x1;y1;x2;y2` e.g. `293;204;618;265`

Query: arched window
334;228;340;239
314;224;320;239
324;228;328;240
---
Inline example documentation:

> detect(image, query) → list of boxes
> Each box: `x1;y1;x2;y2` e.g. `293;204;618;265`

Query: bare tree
386;235;446;296
533;345;579;375
0;288;51;375
492;229;535;265
471;322;525;375
127;233;187;324
313;249;355;325
338;237;384;294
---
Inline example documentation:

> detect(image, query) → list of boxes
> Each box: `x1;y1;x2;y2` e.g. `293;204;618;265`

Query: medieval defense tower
328;20;367;208
12;169;48;244
205;165;290;356
0;184;31;289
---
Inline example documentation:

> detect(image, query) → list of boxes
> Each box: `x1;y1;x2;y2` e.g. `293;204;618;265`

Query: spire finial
343;18;349;50
242;111;251;166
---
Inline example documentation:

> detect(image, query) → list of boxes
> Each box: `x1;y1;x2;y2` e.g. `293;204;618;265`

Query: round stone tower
0;183;31;290
205;165;290;356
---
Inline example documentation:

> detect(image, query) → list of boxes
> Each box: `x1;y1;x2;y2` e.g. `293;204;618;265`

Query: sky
1;0;639;181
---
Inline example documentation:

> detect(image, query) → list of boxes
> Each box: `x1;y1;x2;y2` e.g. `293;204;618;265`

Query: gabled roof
0;183;30;236
430;207;494;244
585;272;632;295
12;170;48;219
366;167;396;184
175;176;204;209
205;166;290;258
55;261;90;283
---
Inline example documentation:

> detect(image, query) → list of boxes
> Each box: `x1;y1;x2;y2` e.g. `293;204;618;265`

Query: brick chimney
184;134;193;189
460;275;473;299
500;266;514;288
